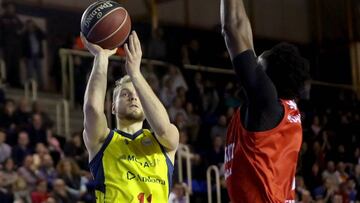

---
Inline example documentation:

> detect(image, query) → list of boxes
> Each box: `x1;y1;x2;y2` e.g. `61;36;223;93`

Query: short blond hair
113;75;131;102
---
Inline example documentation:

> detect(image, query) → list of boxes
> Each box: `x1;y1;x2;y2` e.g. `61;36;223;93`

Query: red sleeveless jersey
225;100;302;203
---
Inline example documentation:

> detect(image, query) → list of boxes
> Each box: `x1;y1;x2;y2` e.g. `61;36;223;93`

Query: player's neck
116;119;143;134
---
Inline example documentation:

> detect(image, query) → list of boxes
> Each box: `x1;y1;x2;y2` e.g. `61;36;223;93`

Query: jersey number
137;192;152;203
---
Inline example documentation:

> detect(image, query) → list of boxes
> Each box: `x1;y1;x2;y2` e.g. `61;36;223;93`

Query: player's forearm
221;0;254;59
83;54;109;114
130;73;172;135
221;0;247;25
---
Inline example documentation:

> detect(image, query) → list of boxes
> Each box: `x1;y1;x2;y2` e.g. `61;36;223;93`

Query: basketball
80;0;131;49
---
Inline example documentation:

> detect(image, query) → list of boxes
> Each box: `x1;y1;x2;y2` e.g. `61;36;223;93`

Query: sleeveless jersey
224;100;302;203
89;129;173;203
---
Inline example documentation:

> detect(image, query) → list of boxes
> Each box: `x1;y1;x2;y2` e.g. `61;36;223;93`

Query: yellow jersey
89;129;174;203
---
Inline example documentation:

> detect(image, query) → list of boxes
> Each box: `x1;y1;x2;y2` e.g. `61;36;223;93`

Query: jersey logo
287;114;301;123
224;143;235;163
285;100;298;110
224;143;235;180
142;137;153;146
126;170;166;185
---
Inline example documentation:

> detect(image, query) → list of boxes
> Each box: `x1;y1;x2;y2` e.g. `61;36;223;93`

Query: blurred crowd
0;2;45;90
0;2;359;203
0;94;95;202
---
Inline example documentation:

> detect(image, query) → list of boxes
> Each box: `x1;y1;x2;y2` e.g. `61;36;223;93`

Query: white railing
0;59;6;82
207;165;221;203
56;99;70;138
24;79;38;101
177;144;192;203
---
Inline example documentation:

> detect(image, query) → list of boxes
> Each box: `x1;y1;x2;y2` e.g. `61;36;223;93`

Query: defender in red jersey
220;0;310;202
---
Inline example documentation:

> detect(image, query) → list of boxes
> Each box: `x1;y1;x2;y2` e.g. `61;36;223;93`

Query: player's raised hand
124;31;142;77
80;32;117;57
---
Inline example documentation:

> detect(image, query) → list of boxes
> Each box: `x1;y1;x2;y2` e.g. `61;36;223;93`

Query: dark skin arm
221;0;283;131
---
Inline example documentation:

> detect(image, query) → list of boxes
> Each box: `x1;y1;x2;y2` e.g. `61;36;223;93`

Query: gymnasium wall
13;0;311;43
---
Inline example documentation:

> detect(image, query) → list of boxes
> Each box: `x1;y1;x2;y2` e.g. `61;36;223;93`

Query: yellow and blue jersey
89;129;174;203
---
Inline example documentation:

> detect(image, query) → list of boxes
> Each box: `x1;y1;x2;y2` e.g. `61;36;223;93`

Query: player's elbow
158;124;179;151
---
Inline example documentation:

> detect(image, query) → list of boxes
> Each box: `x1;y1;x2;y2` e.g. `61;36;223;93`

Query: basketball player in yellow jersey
81;31;179;203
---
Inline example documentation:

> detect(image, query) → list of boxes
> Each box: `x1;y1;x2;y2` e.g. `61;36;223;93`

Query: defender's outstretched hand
80;32;117;57
124;31;142;77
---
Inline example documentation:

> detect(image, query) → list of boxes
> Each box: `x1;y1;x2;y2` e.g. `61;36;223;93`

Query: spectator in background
322;161;341;186
168;97;187;122
51;178;77;203
31;179;49;203
22;19;45;90
32;143;49;168
210;115;227;141
181;39;201;65
206;135;224;168
147;28;166;60
63;133;88;170
2;158;18;190
0;171;14;203
0;2;23;87
0;84;6;105
15;98;31;129
12;176;31;203
27;113;47;148
17;154;43;191
12;131;32;166
169;182;187;203
176;86;187;105
38;154;57;186
185;102;201;144
187;72;204;112
0;99;17;133
45;128;64;164
310;115;322;138
56;158;86;198
0;129;11;164
162;65;188;93
202;80;219;118
160;76;176;108
313;177;338;202
32;101;53;128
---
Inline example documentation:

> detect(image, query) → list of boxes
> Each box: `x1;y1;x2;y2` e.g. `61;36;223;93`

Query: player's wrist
95;53;109;61
128;71;142;79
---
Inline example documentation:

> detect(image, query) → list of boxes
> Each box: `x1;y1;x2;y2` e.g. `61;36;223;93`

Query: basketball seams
81;0;116;35
93;8;128;44
86;7;125;39
111;20;131;49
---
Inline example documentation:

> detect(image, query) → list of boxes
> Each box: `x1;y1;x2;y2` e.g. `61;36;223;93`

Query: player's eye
120;92;129;98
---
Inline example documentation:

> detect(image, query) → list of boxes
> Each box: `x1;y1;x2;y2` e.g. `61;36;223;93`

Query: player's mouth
129;104;139;108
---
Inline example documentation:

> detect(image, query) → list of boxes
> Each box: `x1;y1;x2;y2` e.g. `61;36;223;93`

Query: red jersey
225;100;302;203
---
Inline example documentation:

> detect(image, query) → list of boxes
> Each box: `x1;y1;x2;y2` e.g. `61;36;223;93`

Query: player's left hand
124;31;142;77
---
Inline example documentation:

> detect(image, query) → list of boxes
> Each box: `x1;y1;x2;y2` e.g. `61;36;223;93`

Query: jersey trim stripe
89;130;115;193
115;128;143;140
151;133;174;195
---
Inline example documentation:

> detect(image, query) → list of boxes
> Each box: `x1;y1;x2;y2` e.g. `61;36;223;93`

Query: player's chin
127;111;145;122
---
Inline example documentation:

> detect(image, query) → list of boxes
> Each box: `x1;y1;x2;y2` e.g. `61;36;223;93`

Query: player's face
113;83;145;122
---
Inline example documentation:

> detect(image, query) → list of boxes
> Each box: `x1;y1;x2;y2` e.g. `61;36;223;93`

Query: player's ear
112;103;116;115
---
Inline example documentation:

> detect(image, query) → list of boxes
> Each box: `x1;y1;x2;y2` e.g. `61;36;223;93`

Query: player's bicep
83;107;109;149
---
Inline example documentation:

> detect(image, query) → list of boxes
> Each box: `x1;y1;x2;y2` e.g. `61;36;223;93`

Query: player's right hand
80;32;117;57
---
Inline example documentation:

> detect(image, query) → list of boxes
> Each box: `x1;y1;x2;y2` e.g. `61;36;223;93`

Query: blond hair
113;75;131;102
